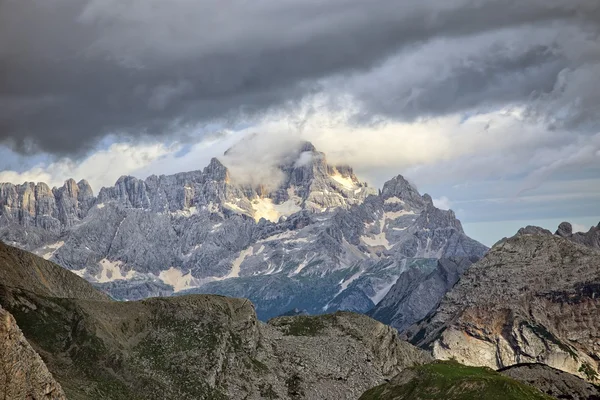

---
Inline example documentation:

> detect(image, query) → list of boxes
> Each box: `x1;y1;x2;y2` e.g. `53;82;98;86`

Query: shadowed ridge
0;240;110;301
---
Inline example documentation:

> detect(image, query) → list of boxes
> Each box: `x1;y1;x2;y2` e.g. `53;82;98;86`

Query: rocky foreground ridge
0;140;487;322
499;363;600;400
1;305;66;400
0;241;431;399
405;223;600;382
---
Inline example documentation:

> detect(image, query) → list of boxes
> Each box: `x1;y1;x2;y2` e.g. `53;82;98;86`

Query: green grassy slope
359;361;555;400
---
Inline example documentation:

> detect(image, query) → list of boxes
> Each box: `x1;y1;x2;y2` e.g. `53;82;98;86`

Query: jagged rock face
0;141;486;320
0;179;94;236
556;221;600;250
0;305;66;400
368;257;476;333
499;363;600;400
405;232;600;382
0;242;431;400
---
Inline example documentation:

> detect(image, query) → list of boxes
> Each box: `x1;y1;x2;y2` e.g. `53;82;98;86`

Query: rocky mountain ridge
405;223;600;382
0;141;487;320
499;363;600;400
0;241;431;399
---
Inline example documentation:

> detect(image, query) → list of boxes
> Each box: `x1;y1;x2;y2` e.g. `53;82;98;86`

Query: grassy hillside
359;361;554;400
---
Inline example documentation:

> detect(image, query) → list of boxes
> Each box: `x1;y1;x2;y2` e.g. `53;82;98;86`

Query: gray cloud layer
1;0;599;155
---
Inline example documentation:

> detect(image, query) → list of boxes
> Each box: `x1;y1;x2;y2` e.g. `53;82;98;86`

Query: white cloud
0;141;174;192
572;223;591;233
433;196;452;210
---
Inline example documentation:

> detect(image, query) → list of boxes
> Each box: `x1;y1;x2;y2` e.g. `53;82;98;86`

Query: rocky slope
556;221;600;250
0;140;486;320
0;305;66;400
359;360;554;400
405;225;600;382
0;241;431;399
499;363;600;400
367;257;476;333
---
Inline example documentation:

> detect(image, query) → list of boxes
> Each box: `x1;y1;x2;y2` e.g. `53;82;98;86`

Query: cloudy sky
1;0;599;245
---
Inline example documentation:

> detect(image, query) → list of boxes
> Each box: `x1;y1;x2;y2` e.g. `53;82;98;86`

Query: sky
1;0;599;246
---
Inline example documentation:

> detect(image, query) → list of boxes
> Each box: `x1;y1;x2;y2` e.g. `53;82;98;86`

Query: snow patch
95;259;136;283
212;247;254;281
251;196;302;223
170;206;199;218
384;197;405;205
224;202;246;213
369;278;400;305
41;241;65;260
339;270;363;293
96;203;105;209
229;247;254;278
330;172;357;190
385;210;416;220
292;256;310;275
361;233;392;250
285;237;309;244
71;268;87;278
159;267;200;292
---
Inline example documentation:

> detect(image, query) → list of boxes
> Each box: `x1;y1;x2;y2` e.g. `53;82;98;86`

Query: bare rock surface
405;228;600;382
499;363;600;400
0;141;486;321
0;305;66;400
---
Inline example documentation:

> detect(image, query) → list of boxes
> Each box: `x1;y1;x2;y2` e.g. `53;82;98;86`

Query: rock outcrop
555;221;600;250
499;363;600;400
405;227;600;382
0;305;66;400
368;257;476;333
0;140;487;320
0;241;431;400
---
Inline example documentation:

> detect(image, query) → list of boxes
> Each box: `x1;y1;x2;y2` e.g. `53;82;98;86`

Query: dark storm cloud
0;0;599;155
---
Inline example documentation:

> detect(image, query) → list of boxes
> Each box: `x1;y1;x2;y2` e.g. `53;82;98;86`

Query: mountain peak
381;174;426;207
298;141;317;153
555;221;573;237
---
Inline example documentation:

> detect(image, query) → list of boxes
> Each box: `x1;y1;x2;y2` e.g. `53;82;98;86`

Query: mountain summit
0;141;486;320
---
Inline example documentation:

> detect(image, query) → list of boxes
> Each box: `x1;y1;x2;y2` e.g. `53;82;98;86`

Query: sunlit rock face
0;141;486;320
405;229;600;382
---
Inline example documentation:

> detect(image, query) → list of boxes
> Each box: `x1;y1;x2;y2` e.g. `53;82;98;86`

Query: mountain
367;256;477;333
0;140;487;320
555;221;600;250
0;241;431;399
359;360;554;400
404;224;600;382
499;364;600;400
1;305;66;400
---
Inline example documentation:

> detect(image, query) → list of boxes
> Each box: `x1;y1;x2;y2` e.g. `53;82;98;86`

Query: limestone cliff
405;228;600;382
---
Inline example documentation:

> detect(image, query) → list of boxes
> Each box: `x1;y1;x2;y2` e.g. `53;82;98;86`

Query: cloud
433;196;452;210
220;132;304;191
0;141;174;192
572;222;591;233
1;0;599;155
